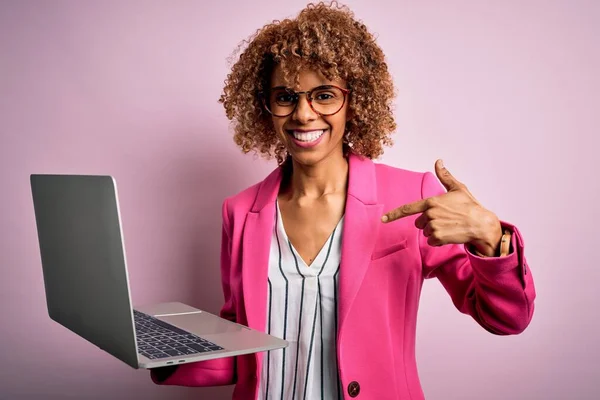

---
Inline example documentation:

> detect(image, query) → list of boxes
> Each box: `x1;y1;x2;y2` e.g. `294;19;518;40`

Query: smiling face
268;64;351;167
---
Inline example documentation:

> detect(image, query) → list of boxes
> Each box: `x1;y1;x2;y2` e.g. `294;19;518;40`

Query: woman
152;3;536;399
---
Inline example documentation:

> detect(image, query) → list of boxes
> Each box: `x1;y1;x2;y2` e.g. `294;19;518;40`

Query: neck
283;151;349;199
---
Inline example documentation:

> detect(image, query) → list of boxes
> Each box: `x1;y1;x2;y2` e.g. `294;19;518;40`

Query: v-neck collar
275;200;344;272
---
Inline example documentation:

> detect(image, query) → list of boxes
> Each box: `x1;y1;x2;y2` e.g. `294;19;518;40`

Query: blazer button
348;381;360;397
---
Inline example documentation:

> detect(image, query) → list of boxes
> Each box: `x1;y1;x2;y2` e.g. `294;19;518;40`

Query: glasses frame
259;84;351;117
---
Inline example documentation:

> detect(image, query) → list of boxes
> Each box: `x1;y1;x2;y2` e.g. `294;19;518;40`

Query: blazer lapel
240;166;282;377
241;167;282;332
338;154;382;334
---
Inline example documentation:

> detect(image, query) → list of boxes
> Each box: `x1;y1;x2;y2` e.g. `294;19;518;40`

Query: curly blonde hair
219;1;396;164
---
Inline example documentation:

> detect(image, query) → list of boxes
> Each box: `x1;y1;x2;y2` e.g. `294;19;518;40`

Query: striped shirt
257;201;344;400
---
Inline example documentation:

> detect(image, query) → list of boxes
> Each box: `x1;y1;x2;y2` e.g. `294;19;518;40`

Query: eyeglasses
260;84;351;117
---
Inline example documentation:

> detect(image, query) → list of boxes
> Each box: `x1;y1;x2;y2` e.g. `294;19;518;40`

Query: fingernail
439;159;444;168
381;215;389;223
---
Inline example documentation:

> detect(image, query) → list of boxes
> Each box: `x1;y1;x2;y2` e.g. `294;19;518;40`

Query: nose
292;94;318;124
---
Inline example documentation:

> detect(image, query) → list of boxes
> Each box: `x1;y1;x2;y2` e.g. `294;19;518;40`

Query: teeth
292;130;324;142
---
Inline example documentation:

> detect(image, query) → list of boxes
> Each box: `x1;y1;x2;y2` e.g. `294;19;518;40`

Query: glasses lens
310;86;345;115
266;86;347;116
268;88;296;116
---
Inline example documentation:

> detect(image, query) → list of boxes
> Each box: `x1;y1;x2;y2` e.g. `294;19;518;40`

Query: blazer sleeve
150;198;237;386
419;172;536;335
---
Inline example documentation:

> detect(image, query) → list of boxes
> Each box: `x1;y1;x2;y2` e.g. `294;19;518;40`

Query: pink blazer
152;153;536;399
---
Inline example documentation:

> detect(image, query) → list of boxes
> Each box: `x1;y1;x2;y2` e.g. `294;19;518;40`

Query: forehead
270;63;346;90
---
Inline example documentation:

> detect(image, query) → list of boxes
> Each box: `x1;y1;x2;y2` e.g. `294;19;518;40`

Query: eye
272;89;296;105
314;92;334;101
312;87;341;104
276;93;295;103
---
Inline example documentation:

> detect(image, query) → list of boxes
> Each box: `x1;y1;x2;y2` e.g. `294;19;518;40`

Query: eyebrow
270;84;338;91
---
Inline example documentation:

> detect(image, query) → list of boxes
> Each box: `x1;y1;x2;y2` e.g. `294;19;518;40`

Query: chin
289;146;345;167
289;152;328;166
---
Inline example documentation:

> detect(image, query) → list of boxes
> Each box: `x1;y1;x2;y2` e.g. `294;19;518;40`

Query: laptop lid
30;174;139;368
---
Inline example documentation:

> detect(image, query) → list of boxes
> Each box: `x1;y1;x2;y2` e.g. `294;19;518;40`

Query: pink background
1;0;598;399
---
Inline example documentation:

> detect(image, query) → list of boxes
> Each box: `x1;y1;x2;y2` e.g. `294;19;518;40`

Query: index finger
381;199;429;223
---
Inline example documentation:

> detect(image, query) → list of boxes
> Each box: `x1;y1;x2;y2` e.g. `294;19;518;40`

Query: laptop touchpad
158;313;244;335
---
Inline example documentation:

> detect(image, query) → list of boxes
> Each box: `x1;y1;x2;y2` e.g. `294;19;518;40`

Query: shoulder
222;180;262;220
372;161;441;200
221;164;281;222
373;161;425;183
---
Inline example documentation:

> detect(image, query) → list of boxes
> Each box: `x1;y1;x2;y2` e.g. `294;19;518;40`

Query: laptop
30;174;288;369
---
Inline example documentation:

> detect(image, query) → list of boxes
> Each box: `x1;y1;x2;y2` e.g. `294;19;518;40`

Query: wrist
470;216;502;257
470;238;499;257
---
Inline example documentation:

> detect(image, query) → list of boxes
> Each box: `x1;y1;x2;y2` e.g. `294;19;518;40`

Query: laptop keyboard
134;310;224;360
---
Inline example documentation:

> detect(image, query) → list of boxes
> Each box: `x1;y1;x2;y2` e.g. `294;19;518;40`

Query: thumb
434;159;461;191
